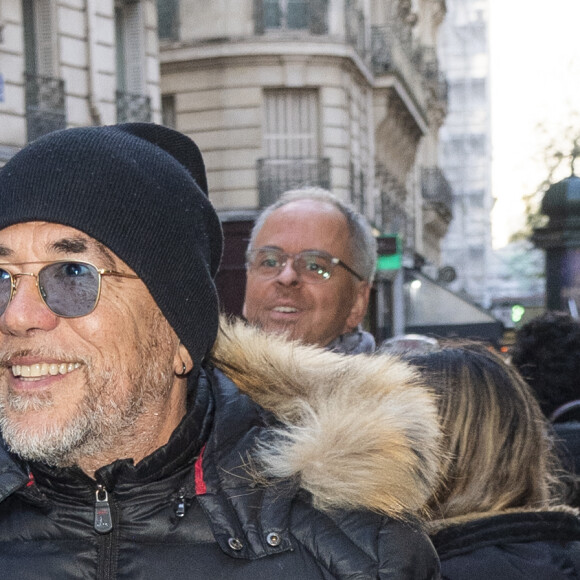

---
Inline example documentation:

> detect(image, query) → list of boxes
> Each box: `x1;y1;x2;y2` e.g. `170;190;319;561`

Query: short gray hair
247;187;377;283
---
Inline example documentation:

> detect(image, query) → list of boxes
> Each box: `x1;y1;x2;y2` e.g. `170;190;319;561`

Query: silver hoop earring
176;362;187;377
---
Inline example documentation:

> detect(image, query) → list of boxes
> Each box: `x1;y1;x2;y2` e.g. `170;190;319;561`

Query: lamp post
533;145;580;313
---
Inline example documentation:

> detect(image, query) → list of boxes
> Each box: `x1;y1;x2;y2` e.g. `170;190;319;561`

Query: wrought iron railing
421;167;453;221
371;26;393;73
371;25;424;105
419;46;448;106
257;157;330;207
116;91;152;123
25;74;66;142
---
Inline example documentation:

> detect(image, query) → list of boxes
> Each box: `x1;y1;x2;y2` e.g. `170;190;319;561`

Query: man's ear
175;342;194;374
344;282;371;331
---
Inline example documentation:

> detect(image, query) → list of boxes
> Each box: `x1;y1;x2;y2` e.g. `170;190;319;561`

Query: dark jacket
429;509;580;580
555;422;580;476
0;320;442;579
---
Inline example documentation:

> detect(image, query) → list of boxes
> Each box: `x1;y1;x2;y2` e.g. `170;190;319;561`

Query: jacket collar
429;507;580;556
211;315;441;518
193;367;299;559
0;444;29;502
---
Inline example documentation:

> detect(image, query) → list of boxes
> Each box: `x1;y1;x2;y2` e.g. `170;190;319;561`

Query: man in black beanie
0;123;441;579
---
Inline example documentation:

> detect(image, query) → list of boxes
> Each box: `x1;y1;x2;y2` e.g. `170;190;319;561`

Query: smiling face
243;200;370;347
0;222;190;474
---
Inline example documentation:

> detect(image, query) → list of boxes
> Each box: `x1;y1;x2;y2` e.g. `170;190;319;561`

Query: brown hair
406;341;563;519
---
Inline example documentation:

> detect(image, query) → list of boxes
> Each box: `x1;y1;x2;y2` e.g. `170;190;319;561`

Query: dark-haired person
0;124;441;579
511;311;580;497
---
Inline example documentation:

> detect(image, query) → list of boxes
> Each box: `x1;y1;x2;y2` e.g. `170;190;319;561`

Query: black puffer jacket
0;321;442;579
429;509;580;580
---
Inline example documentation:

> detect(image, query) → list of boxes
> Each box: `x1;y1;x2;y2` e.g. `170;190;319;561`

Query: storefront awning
404;269;504;343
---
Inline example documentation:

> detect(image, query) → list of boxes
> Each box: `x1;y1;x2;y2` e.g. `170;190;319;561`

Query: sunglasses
246;248;364;284
0;261;139;318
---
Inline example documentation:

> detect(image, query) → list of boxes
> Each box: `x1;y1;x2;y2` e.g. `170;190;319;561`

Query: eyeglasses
246;248;364;284
0;261;139;318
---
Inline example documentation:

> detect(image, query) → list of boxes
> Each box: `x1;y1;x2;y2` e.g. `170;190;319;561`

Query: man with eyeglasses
0;124;441;579
243;188;377;354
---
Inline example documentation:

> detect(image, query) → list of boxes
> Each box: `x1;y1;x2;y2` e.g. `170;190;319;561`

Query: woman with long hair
405;341;580;579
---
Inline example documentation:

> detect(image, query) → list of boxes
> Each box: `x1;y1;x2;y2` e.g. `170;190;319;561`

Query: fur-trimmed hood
211;316;441;519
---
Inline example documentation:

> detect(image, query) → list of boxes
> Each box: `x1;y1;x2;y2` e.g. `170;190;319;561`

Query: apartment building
0;0;161;166
438;0;492;307
159;0;451;339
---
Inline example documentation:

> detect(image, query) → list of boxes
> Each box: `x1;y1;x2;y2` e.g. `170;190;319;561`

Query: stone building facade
159;0;451;338
0;0;161;165
0;0;453;340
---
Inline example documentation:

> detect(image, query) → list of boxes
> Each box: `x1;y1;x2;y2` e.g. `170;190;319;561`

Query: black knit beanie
0;123;223;364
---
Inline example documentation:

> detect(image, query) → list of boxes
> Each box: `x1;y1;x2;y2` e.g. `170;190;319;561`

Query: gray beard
0;315;176;468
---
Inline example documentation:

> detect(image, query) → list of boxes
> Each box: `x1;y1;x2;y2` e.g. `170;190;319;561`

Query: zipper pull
175;488;186;518
94;484;113;534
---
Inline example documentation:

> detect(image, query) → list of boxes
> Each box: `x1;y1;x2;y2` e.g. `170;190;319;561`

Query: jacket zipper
175;487;187;518
94;483;118;580
94;485;113;533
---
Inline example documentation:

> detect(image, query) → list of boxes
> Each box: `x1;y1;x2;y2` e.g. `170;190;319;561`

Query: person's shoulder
289;498;440;579
430;508;580;560
210;315;441;518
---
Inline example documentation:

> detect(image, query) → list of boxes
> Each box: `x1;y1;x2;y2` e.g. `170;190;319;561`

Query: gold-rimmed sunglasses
0;261;139;318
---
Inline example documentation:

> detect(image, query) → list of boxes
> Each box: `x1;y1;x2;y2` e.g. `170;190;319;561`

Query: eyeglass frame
0;260;140;318
246;247;365;283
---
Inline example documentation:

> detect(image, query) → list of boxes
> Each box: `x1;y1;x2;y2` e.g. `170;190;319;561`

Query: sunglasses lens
0;269;12;315
39;262;100;317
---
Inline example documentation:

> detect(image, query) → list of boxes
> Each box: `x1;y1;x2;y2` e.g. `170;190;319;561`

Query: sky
488;0;580;247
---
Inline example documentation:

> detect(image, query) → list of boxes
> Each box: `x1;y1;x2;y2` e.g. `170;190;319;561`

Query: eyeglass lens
250;250;333;283
0;262;101;318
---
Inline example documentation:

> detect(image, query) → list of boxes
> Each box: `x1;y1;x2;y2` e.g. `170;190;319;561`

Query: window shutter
34;0;56;76
123;2;145;94
264;89;318;158
157;0;179;40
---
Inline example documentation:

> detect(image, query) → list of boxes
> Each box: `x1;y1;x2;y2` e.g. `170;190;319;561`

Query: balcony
254;0;328;35
345;0;367;61
371;26;424;108
421;167;453;222
25;74;66;143
419;46;448;108
377;164;412;248
257;157;330;207
116;91;152;123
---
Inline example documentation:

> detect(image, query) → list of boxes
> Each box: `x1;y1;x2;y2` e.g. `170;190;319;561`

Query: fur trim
426;504;580;534
211;316;441;519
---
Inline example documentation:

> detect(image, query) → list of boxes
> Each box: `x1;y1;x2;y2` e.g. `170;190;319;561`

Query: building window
22;0;66;141
468;246;485;261
157;0;179;40
23;0;56;78
263;89;319;157
258;89;329;206
254;0;327;34
115;0;151;122
162;94;176;128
